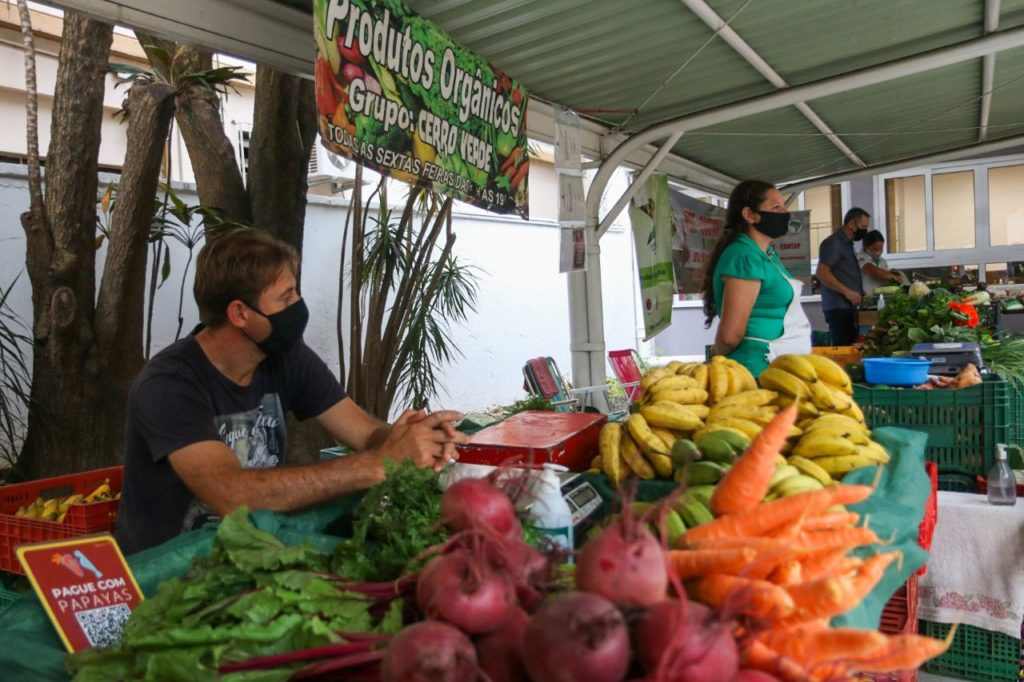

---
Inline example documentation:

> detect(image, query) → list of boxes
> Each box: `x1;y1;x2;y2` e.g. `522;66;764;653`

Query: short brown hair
194;228;299;327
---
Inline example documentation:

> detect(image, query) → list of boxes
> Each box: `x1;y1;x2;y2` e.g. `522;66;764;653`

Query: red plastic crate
0;466;122;574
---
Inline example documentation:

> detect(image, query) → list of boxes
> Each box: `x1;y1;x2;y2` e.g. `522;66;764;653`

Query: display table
918;491;1024;639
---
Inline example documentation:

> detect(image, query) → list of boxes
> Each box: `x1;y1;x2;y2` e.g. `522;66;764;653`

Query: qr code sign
75;603;131;648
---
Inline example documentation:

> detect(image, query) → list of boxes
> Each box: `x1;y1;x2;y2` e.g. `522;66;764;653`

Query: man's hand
379;409;469;472
888;270;903;282
845;289;864;306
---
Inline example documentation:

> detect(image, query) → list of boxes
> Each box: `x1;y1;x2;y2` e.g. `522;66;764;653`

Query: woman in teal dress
702;180;812;377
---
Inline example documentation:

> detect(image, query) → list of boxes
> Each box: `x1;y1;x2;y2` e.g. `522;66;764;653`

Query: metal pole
597;131;684;238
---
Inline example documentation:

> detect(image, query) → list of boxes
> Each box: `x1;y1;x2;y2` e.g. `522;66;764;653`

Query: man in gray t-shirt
816;208;870;345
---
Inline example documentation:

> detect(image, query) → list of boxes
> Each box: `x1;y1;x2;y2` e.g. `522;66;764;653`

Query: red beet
381;621;477;682
441;477;519;539
575;517;668;608
416;551;516;635
476;607;529;682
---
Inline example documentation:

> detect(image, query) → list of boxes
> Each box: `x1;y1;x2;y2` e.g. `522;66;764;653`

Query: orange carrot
739;639;811;682
668;547;757;579
794;526;882;549
800;510;860;532
797;546;855;581
683;484;874;544
849;626;957;672
711;405;798;516
757;626;888;667
768;559;803;585
689;573;795;619
685;536;788;552
780;551;899;625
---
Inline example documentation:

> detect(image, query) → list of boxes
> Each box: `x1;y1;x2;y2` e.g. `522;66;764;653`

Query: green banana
696;433;737;464
686;461;727;486
687;485;716;510
709;428;750;454
674;498;715;528
670;438;701;469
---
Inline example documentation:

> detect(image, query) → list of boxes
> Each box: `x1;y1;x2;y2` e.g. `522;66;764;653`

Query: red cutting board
456;411;607;472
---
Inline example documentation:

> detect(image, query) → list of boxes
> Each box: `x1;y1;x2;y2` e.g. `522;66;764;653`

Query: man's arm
816;262;862;306
168;440;392;516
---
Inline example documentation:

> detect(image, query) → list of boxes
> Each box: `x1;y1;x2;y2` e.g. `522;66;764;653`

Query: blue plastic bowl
862;357;932;386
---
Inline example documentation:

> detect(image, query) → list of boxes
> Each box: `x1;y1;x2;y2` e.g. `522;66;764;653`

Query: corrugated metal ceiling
284;0;1024;187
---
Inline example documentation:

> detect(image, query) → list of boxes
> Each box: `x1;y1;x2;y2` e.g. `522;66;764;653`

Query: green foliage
331;461;447;581
0;275;30;468
67;509;401;681
507;394;555;415
861;290;980;357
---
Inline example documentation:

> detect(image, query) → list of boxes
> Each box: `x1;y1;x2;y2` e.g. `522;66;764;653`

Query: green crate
920;620;1020;682
852;375;1008;478
1009;380;1024;447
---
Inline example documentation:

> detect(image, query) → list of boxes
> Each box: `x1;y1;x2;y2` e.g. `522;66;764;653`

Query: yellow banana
786;455;834;487
598;424;626;486
41;498;59;522
807;380;837;411
793;435;860;459
84;480;112;504
716;389;778;409
627;414;670;457
802;424;870;444
842;402;866;423
708;362;730;403
768;464;801;490
859;441;891;464
675;404;711;419
773;474;825;497
823;382;853;411
666;360;686;374
804;413;870;437
776;395;819;418
650;426;677;451
759;368;810;399
649;374;699;393
815;454;877;476
646;451;674;479
708;405;777;425
725;358;758;392
641;367;674;391
648;387;710;405
706;416;762;440
690;364;709;391
640;401;705;431
771;354;818;384
620;432;656;479
804;354;853;394
590;455;603;470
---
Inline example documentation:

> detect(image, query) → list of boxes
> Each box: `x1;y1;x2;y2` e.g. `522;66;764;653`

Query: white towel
918;491;1024;639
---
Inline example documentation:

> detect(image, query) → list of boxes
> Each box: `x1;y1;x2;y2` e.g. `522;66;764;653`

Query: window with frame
803;184;842;260
989;164;1024;247
884;176;927;253
932;171;975;250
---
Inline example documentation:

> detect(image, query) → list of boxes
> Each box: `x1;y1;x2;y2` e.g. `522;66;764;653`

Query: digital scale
556;471;605;545
910;342;984;376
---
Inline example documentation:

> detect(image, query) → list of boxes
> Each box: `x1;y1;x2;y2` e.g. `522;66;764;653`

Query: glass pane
989;165;1024;246
986;263;1009;284
905;264;978;289
884;176;927;253
932;171;975;250
804;186;834;260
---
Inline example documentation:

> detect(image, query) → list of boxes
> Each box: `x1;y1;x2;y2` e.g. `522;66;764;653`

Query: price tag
18;535;143;652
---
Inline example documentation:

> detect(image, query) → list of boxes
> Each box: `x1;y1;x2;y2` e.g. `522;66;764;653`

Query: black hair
862;230;885;247
843;207;870;226
701;179;776;328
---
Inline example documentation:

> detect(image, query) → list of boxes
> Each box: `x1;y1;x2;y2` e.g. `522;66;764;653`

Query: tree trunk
93;82;177;458
18;16;113;479
248;66;317;265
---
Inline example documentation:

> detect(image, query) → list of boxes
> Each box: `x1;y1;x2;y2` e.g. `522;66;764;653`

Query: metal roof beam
586;23;1024;224
778;134;1024;196
678;0;866;168
980;0;1001;141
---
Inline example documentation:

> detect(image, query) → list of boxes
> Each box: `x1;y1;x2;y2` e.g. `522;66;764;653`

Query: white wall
0;162;642;426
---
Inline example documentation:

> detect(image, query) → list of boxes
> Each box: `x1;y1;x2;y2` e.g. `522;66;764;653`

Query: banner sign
668;192;727;296
314;0;529;218
18;535;143;652
774;210;812;294
629;175;675;340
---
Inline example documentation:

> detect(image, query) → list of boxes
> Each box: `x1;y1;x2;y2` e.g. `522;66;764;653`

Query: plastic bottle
878;294;886;311
987;443;1017;506
528;463;574;554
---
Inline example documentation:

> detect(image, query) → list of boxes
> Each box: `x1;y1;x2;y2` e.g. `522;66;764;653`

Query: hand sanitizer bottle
987;443;1017;506
529;464;574;554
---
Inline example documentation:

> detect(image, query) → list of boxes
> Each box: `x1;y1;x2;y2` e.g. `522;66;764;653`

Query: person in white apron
702;180;812;377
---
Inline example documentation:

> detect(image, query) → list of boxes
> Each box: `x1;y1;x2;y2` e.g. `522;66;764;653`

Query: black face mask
754;210;791;239
853;228;868;241
245;298;309;356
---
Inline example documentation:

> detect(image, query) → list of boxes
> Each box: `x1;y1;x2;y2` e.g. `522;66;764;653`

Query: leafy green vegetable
330;461;447;581
861;290;982;357
68;510;396;681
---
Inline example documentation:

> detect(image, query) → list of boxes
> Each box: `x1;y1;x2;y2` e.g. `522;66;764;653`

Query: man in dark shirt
116;228;467;554
816;208;870;346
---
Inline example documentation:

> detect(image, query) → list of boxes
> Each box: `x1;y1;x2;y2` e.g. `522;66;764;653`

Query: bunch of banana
13;479;118;523
788;413;890;479
594;416;677;484
763;459;829;501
